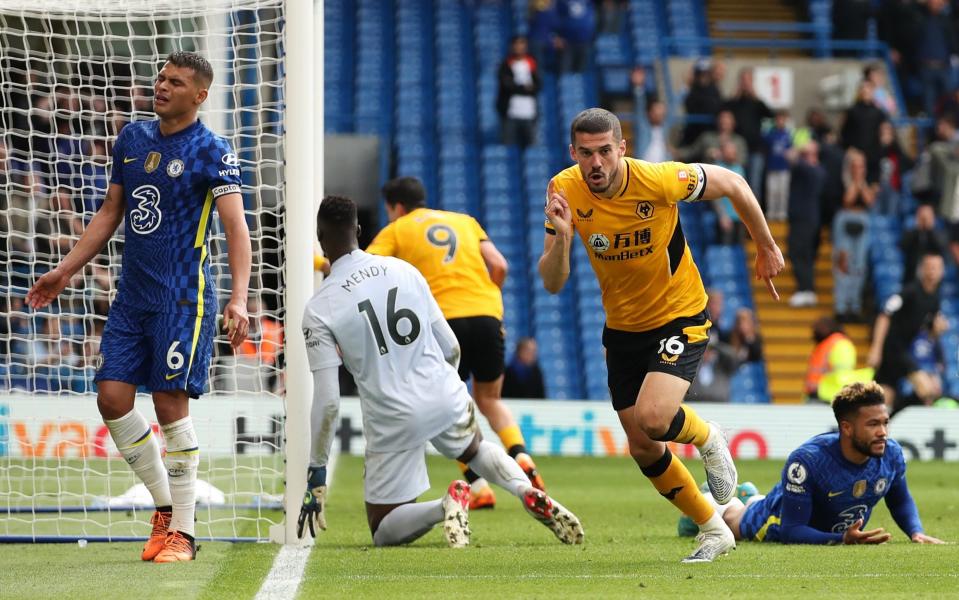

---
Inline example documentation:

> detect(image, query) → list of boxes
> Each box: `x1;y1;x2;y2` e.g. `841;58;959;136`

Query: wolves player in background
297;196;583;548
540;108;784;562
367;176;546;510
27;52;251;562
683;381;944;545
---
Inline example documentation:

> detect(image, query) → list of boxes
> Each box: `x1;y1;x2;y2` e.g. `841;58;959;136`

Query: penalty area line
254;451;338;600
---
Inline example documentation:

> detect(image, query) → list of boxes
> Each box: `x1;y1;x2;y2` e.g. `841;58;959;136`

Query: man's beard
852;435;884;458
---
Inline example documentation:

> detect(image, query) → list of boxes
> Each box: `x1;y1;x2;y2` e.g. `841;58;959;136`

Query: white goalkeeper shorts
363;401;479;505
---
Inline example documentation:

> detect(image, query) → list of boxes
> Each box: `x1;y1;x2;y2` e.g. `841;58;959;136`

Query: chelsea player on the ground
679;381;944;545
27;52;252;563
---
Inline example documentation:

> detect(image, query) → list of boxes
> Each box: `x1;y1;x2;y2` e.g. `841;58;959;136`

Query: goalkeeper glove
297;465;328;539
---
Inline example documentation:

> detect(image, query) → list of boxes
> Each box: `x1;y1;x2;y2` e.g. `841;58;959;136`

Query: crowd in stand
0;60;282;395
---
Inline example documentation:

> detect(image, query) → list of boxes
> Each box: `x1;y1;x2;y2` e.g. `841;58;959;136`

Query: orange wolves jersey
546;158;708;332
367;208;504;320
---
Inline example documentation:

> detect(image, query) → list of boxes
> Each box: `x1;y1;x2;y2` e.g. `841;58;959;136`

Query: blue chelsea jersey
109;120;242;314
761;432;907;539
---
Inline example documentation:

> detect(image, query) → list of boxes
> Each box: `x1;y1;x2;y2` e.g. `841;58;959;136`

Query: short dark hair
317;195;357;232
570;108;622;145
381;176;427;211
164;51;213;87
832;381;886;424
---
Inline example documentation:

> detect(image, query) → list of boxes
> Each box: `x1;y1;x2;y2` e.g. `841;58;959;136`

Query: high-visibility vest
237;317;283;366
805;332;855;396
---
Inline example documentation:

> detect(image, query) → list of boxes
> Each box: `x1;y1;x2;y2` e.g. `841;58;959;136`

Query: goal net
0;0;287;542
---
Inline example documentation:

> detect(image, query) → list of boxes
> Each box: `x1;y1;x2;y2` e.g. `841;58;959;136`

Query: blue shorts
738;496;782;542
95;302;216;398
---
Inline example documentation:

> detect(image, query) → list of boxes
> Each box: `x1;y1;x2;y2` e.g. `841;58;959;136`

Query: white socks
372;499;444;547
162;416;199;537
104;410;172;508
701;491;744;518
466;440;531;497
699;509;729;533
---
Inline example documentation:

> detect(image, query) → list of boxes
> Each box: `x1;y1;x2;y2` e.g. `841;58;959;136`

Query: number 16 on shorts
658;335;685;361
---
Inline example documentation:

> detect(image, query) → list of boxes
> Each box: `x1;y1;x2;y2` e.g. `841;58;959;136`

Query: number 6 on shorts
167;341;186;370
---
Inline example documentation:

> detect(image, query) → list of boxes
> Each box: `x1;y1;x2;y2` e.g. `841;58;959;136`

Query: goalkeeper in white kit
297;195;584;547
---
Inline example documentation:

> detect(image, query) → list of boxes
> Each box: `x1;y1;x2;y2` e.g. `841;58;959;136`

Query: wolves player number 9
166;341;185;370
357;287;421;355
426;224;457;263
130;184;163;235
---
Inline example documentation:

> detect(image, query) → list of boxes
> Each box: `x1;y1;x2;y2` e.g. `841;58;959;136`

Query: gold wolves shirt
366;208;504;320
302;250;471;452
109;120;241;314
546;158;708;332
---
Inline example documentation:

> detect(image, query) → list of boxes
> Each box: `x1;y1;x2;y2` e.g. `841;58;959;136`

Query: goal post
0;0;317;544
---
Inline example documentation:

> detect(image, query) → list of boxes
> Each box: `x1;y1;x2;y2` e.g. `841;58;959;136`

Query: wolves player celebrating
27;52;251;562
539;108;784;562
684;382;944;545
298;196;583;548
367;176;545;510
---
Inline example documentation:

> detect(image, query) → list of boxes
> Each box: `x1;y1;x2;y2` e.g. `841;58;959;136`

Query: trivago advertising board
2;395;958;461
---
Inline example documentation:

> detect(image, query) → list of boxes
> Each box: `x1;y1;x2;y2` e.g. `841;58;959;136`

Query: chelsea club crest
167;159;184;177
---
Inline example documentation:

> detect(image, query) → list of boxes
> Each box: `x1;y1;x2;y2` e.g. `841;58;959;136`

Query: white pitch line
254;451;337;600
336;572;959;582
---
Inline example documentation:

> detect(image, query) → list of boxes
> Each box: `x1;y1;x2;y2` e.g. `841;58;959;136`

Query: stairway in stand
745;221;872;404
706;0;806;57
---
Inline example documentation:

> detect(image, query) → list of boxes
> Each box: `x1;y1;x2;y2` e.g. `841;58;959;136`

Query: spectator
878;0;924;104
831;0;873;53
714;140;747;245
840;81;888;182
900;204;949;283
685;336;741;403
806;107;834;142
902;312;950;408
527;0;562;74
764;110;792;221
951;221;959;265
557;0;595;73
863;63;898;117
706;288;731;344
788;141;826;307
596;0;626;34
632;68;672;163
730;307;763;363
818;130;847;238
79;139;109;214
803;316;864;403
235;296;284;393
35;186;81;263
916;0;958;116
920;116;959;215
833;148;876;322
723;68;773;199
502;337;546;399
868;252;945;412
680;58;723;146
876;121;914;216
676;109;748;167
497;35;541;148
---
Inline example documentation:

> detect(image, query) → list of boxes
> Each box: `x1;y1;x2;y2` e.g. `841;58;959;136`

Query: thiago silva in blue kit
679;381;944;545
27;52;252;562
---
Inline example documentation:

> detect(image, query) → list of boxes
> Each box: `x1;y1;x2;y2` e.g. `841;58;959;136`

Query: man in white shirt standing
298;195;584;548
497;35;541;148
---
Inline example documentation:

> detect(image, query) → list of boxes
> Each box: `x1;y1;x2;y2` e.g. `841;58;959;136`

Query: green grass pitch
1;455;957;599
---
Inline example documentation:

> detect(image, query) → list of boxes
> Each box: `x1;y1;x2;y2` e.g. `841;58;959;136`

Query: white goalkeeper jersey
302;250;469;452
